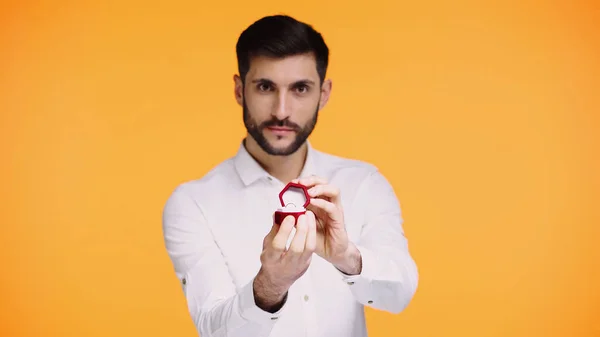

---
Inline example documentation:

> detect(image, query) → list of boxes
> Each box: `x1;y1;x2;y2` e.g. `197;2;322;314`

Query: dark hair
236;15;329;84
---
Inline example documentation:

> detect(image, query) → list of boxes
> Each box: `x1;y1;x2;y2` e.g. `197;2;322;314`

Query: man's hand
293;176;362;276
253;213;317;312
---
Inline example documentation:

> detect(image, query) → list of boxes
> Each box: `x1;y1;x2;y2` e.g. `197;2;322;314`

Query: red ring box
274;182;310;225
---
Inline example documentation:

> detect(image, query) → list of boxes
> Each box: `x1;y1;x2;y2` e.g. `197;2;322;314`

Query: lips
267;127;294;131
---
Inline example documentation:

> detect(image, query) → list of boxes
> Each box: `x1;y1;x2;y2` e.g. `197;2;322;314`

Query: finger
303;211;317;257
287;214;308;258
308;198;343;223
297;175;328;188
285;226;296;251
270;216;296;256
262;221;279;250
307;184;341;204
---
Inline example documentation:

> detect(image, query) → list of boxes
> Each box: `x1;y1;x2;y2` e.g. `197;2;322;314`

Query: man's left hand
293;176;361;275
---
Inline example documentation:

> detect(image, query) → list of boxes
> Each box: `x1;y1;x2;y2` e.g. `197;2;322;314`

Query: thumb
263;221;280;250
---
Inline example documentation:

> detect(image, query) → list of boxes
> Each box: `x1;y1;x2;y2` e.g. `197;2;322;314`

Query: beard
243;98;319;156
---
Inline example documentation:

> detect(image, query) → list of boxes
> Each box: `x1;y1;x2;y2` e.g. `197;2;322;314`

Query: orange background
1;1;599;336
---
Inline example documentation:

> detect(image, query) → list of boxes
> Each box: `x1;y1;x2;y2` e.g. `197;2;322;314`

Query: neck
244;136;308;184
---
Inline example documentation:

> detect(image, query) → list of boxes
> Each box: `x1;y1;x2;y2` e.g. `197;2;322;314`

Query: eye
257;83;272;92
295;85;309;94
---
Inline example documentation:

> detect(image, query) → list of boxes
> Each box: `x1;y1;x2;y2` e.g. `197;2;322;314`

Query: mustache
260;118;301;130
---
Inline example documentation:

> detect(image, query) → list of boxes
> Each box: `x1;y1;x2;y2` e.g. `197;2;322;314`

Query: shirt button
182;278;186;285
271;316;278;320
347;281;354;285
304;295;309;302
368;300;373;304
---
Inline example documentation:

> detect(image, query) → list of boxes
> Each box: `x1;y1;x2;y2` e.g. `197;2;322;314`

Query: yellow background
1;1;599;336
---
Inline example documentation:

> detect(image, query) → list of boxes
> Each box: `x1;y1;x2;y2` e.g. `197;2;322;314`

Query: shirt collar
233;139;318;186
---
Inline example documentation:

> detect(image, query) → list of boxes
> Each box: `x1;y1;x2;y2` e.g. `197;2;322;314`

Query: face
234;53;332;156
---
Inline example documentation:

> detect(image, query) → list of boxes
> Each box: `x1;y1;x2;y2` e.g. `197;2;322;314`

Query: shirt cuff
336;245;379;306
238;276;288;326
338;244;378;283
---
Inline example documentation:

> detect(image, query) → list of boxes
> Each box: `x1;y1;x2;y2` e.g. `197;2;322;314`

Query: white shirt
162;141;419;337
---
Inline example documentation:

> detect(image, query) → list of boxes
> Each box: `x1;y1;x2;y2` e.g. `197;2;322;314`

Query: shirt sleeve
162;185;289;337
336;169;419;314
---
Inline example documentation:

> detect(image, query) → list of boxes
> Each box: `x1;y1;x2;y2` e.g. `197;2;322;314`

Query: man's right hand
253;211;317;313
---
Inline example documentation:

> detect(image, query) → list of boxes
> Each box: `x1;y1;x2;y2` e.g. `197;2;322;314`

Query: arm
162;185;289;337
335;169;419;314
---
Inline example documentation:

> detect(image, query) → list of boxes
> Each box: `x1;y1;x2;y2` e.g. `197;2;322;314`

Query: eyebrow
251;78;316;86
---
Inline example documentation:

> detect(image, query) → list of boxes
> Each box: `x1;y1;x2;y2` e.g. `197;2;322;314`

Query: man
162;14;418;337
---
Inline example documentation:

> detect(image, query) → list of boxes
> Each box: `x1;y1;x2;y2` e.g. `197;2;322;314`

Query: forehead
246;53;320;84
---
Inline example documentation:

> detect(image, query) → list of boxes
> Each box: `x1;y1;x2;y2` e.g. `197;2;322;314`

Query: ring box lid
278;182;310;211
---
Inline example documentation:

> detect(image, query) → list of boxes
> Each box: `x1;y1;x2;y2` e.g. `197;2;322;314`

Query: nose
272;91;291;120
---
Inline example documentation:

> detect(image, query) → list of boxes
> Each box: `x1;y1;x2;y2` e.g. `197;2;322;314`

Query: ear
318;79;332;110
233;74;243;107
